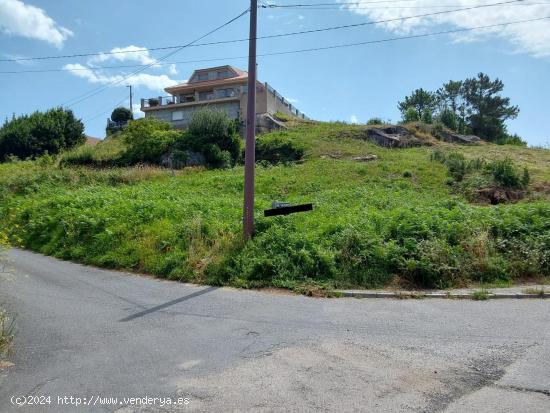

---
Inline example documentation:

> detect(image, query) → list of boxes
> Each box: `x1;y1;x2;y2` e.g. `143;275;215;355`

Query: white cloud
168;63;178;75
64;63;179;91
132;103;145;118
341;1;550;58
89;45;159;66
0;0;72;47
286;97;299;104
350;114;359;124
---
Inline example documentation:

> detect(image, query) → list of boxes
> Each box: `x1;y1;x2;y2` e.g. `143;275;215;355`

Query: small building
140;65;306;132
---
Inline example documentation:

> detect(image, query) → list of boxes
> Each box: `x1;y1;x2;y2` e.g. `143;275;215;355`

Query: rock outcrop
366;126;421;148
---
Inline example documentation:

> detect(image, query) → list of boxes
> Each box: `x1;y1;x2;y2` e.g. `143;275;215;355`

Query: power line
2;15;548;78
0;0;532;65
261;0;549;9
83;95;129;123
274;2;550;9
255;15;550;56
61;8;250;108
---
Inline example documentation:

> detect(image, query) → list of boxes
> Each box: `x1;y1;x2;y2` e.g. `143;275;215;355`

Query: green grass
0;121;549;292
471;289;490;301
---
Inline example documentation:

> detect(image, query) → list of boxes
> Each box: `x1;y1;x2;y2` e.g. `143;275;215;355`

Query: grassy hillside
1;121;549;292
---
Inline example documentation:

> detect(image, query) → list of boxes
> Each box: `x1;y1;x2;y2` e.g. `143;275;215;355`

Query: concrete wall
239;84;268;123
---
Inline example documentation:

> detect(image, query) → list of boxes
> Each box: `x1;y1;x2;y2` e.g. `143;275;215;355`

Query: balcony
141;89;240;110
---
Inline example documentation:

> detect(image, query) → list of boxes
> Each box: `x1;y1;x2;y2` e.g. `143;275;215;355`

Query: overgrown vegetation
431;149;531;203
398;73;525;145
0;120;549;292
0;309;14;357
0;108;84;161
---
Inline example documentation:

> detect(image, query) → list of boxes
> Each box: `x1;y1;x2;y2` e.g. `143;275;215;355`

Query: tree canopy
111;107;133;123
398;73;521;143
0;108;85;161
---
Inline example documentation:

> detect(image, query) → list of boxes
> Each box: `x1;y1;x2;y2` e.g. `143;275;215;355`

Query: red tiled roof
165;65;249;94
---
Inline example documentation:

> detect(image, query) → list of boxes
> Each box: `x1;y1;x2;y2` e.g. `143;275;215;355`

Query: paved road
0;249;549;412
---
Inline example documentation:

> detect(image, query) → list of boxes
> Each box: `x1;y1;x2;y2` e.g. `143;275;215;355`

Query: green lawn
1;121;549;292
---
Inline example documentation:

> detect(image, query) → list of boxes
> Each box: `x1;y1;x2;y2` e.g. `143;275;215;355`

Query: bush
445;152;468;182
110;107;133;123
333;227;394;287
496;133;527;146
489;158;527;189
182;109;241;167
366;117;384;125
220;222;335;287
255;135;304;164
0;108;84;161
121;118;182;165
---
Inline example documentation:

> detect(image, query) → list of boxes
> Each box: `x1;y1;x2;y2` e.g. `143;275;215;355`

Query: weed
471;290;490;300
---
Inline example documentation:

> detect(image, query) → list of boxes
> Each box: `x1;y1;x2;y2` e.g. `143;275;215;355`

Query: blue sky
0;0;549;146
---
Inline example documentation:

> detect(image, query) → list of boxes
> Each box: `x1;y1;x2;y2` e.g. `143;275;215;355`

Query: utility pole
127;85;133;115
243;0;257;239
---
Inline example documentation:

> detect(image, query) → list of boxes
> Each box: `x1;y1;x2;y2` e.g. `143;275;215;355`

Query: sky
0;0;549;146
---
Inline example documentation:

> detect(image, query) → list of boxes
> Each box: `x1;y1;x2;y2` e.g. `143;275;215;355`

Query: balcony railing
141;96;181;109
141;91;240;109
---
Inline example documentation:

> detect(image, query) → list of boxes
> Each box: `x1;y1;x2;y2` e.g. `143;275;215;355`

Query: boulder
436;130;481;144
366;126;421;148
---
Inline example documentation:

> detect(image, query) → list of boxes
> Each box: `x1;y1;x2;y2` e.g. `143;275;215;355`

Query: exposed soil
474;186;527;205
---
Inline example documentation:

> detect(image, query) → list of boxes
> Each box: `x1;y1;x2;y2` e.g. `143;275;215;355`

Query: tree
0;108;84;161
461;73;519;141
398;88;436;123
111;107;133;123
435;81;466;132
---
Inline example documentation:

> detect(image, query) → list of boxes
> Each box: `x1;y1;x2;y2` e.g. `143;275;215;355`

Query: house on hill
140;65;306;132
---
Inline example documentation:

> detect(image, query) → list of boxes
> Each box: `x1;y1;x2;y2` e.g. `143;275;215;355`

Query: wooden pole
243;0;257;239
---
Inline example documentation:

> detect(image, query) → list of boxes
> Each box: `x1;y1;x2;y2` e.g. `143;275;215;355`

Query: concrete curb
335;290;550;300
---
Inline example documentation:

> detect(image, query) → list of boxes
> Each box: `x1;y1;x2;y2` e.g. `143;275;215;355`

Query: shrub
496;133;527;146
183;109;241;167
110;107;133;123
333;227;394;287
445;152;468;182
489;158;525;189
0;108;84;161
255;135;304;164
121;118;182;165
366;117;384;125
220;222;335;287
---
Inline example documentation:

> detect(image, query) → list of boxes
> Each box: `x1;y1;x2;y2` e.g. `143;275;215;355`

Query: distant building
140;65;306;131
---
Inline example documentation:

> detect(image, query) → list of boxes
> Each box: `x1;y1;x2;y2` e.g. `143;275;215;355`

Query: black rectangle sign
264;204;313;217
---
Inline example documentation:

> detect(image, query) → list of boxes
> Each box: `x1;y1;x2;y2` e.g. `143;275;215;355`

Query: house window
217;88;237;98
172;111;184;121
199;91;215;101
197;73;209;81
180;94;195;103
217;70;230;79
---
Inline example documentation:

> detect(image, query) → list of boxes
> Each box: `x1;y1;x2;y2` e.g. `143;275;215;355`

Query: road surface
0;248;549;412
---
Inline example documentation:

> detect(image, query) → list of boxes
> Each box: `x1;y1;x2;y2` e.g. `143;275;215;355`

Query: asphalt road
0;248;549;412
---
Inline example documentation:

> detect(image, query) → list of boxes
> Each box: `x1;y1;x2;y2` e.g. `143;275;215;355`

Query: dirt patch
474;187;526;205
